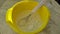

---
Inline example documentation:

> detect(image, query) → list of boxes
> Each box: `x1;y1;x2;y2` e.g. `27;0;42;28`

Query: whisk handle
32;0;46;13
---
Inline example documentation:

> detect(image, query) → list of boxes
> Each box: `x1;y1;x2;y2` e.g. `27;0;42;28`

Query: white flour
16;10;42;32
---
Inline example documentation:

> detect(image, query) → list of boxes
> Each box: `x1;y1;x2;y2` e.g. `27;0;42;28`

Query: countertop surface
0;0;60;34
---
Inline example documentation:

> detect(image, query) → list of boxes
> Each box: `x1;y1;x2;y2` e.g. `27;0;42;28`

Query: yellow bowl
6;1;50;34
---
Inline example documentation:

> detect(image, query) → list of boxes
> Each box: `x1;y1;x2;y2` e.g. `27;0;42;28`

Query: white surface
0;0;60;34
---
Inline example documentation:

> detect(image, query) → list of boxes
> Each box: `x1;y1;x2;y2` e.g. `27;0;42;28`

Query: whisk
21;0;46;22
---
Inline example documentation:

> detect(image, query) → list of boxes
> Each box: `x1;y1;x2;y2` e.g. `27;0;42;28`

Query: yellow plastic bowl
6;1;50;34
